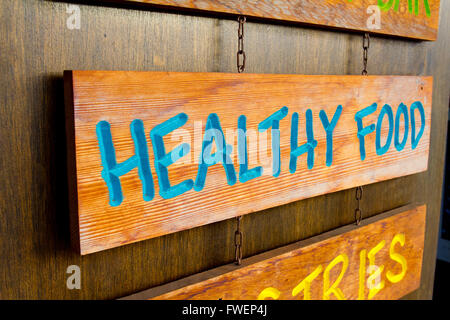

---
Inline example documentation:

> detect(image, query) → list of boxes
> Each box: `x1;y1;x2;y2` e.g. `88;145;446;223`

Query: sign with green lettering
104;0;441;40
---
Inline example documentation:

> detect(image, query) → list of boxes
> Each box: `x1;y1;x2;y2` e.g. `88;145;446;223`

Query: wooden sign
64;71;432;254
122;204;426;300
106;0;441;40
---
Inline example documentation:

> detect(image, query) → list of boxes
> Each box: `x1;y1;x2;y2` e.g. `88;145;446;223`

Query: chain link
234;16;246;266
237;16;246;73
355;186;363;225
362;33;370;75
234;216;243;265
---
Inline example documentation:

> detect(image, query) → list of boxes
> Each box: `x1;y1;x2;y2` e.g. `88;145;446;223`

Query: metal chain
234;16;246;266
355;186;363;225
357;34;368;224
237;16;246;73
356;34;368;224
362;33;370;75
234;216;243;265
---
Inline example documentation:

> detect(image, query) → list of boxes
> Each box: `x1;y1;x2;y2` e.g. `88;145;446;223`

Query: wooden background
0;0;448;299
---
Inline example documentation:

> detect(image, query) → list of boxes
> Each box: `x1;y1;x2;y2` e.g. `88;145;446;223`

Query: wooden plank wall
0;0;448;299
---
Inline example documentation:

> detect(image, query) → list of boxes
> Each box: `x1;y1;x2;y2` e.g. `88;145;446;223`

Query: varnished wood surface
0;0;448;299
67;71;432;254
103;0;441;40
123;204;425;300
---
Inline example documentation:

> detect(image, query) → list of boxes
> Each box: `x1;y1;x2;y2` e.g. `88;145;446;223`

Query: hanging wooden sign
122;204;426;300
64;71;432;254
105;0;441;40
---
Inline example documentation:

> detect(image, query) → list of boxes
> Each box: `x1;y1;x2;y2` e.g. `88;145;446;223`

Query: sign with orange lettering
122;204;426;300
64;71;431;254
105;0;441;40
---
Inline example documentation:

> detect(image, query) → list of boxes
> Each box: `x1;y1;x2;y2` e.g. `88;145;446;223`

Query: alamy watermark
66;5;81;30
66;265;81;290
367;5;382;30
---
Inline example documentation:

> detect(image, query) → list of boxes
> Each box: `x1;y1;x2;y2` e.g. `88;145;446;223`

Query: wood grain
121;204;426;300
1;0;448;300
103;0;441;40
65;71;432;254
